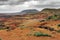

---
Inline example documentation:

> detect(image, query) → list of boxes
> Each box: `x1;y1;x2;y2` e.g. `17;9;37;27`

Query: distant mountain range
0;8;60;18
0;8;60;16
20;9;39;14
0;9;39;15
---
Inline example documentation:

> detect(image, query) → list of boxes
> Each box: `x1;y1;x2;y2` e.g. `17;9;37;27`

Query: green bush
46;14;58;20
34;32;51;37
34;32;43;36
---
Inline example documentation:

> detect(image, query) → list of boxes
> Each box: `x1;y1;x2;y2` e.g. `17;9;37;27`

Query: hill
0;8;60;40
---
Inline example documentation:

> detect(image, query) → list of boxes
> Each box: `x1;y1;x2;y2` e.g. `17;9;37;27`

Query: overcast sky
0;0;60;13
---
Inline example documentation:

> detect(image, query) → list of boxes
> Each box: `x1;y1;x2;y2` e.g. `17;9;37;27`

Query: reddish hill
0;8;60;40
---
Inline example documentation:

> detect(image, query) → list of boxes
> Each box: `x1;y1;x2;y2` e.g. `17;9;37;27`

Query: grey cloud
0;0;60;13
0;0;8;1
0;0;30;5
30;0;60;8
34;0;46;1
33;5;60;8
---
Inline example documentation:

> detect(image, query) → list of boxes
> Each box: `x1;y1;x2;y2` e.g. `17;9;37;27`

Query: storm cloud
0;0;60;13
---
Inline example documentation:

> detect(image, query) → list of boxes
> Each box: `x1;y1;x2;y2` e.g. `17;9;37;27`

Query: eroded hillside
0;8;60;40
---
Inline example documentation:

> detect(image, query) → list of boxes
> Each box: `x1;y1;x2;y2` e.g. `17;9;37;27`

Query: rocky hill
0;8;60;40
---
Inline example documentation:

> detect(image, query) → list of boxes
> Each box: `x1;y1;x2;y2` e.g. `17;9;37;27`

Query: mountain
0;9;39;15
20;9;39;14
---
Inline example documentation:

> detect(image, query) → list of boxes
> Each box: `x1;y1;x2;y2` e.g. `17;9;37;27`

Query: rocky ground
0;8;60;40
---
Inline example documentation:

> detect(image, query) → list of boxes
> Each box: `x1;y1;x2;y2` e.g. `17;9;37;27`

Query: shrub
0;28;5;30
57;24;60;27
34;32;51;37
34;32;43;36
56;30;60;33
46;14;58;20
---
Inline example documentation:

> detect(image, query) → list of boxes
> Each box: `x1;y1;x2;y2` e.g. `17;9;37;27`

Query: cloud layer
0;0;60;13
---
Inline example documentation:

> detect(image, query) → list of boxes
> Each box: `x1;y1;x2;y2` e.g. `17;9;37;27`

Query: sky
0;0;60;13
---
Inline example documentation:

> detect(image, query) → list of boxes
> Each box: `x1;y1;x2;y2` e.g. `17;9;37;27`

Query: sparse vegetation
0;8;60;40
34;32;51;37
38;26;55;31
47;16;52;20
57;24;60;27
46;14;58;20
0;28;5;30
56;30;60;33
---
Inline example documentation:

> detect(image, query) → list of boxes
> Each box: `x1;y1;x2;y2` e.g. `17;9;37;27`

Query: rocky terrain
0;8;60;40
